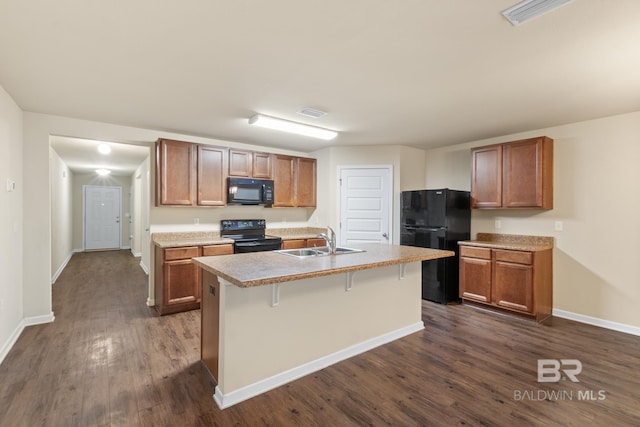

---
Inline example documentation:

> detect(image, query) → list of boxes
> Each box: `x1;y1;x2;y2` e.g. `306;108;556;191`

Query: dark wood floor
1;250;639;426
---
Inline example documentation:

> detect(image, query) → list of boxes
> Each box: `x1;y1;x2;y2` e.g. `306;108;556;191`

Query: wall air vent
298;108;328;119
502;0;573;25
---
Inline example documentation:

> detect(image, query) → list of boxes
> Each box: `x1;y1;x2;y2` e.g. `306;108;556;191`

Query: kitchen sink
274;246;365;258
333;247;365;254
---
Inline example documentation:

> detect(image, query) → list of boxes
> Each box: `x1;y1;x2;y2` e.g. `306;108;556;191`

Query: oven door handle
235;241;261;247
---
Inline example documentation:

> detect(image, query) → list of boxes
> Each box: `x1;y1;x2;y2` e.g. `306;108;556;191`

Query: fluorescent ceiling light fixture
96;168;111;176
502;0;573;25
249;114;337;140
97;143;111;154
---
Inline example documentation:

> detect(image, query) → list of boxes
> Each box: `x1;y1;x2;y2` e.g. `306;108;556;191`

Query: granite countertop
152;227;329;248
152;231;233;248
459;233;554;252
192;243;454;288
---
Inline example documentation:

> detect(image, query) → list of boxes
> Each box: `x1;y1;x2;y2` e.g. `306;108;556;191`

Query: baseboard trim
553;309;640;337
0;312;55;366
213;321;425;409
146;298;155;307
131;251;142;257
139;261;149;275
51;250;77;284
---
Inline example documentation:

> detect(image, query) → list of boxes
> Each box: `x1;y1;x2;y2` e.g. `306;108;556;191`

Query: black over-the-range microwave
227;177;274;206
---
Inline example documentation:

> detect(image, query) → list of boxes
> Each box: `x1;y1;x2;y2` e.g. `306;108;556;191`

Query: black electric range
220;219;282;253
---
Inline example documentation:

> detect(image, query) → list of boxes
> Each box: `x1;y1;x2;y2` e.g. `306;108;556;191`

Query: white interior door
84;185;121;250
339;166;393;246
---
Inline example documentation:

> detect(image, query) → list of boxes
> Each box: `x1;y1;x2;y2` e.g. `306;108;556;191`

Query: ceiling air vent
502;0;573;25
298;108;328;119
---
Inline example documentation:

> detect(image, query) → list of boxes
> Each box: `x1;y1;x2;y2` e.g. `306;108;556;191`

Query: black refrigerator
400;189;471;304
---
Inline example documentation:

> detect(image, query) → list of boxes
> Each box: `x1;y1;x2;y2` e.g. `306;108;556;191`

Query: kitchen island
192;243;454;409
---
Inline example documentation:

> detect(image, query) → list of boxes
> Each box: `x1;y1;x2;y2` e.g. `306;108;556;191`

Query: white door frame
337;165;394;245
83;185;122;251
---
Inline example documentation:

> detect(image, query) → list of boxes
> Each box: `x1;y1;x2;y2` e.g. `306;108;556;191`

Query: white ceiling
2;0;640;168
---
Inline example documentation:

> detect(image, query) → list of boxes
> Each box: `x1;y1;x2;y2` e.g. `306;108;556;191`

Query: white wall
312;145;427;244
424;110;640;329
50;148;73;282
0;85;24;363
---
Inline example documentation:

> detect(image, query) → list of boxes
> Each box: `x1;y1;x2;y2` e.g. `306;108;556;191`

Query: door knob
382;233;389;239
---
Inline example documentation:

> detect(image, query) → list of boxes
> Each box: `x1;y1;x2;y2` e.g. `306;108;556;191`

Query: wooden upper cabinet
273;155;296;207
197;145;227;206
156;139;314;208
252;152;273;179
503;137;553;209
228;149;252;177
471;136;553;209
156;139;195;206
296;157;317;207
156;139;227;207
272;155;317;207
471;144;502;209
229;149;273;179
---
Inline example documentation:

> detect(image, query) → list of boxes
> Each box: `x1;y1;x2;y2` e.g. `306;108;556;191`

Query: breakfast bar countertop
192;243;454;288
459;233;554;252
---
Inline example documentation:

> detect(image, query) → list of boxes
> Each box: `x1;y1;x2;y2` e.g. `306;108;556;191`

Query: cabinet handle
209;284;216;296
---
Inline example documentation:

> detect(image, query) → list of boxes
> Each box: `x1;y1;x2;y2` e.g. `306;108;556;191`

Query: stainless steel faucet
317;226;337;254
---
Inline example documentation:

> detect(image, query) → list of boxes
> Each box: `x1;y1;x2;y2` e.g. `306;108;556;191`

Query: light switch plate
6;179;15;192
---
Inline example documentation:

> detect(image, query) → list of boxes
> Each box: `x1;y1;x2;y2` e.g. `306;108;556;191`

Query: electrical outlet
495;220;502;229
194;218;200;225
555;221;564;232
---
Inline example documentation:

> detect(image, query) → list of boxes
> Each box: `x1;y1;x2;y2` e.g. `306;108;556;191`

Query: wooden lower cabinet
459;245;552;322
281;238;327;249
459;247;492;303
155;244;233;315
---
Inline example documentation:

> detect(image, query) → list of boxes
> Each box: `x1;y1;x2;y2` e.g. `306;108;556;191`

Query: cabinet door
459;256;492;302
273;155;296;207
493;260;533;313
156;139;195;206
296;157;317;207
197;145;227;206
471;144;502;208
252;152;273;179
164;259;200;307
228;149;252;177
503;138;540;208
503;137;553;209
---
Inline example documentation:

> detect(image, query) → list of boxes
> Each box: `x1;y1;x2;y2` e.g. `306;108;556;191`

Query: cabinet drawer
202;244;234;256
164;246;199;261
460;246;491;260
494;249;532;265
281;239;306;249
